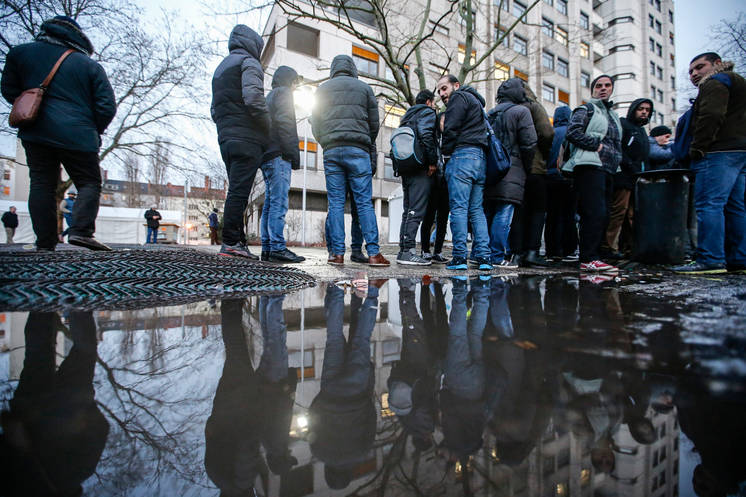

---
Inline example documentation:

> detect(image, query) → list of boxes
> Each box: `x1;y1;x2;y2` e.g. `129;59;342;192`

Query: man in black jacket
1;16;116;252
2;207;18;244
259;66;304;263
211;24;269;259
396;90;438;265
144;205;161;244
603;98;653;259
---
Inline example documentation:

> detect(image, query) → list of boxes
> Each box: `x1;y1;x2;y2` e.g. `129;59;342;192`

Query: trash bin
633;169;692;264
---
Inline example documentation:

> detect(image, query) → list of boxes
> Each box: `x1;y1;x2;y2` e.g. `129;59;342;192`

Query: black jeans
575;166;614;263
23;141;101;249
545;174;578;257
509;173;547;254
400;171;432;251
421;175;449;254
219;140;263;246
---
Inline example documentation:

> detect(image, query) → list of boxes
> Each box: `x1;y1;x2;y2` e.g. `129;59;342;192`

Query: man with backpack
673;52;746;274
392;90;438;265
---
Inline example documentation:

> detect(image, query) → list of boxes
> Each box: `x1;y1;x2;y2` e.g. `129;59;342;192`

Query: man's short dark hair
690;52;722;65
438;74;459;84
415;90;435;105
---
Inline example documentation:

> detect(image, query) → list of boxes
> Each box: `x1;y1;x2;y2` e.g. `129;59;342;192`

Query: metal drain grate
0;249;316;311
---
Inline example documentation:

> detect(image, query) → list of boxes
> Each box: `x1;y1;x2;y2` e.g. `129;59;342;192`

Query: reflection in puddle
1;276;744;496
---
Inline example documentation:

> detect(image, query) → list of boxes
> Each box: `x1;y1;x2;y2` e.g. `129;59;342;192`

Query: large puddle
1;276;744;496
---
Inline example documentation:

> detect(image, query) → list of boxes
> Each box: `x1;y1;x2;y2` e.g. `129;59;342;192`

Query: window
655;0;661;12
669;32;674;45
384;156;396;179
514;68;529;81
352;46;379;76
657;66;663;80
428;20;449;36
655;20;662;34
580;41;590;59
298;140;317;169
558;89;570;104
496;25;509;45
514;35;527;55
650;61;656;75
649;37;656;53
542;83;555;102
495;61;510;81
657;43;662;56
609;44;635;53
669;10;674;23
557;57;569;77
384;63;408;82
496;0;510;12
542;51;554;70
287;22;320;57
581;71;591;88
608;16;633;26
383;104;405;128
542;17;554;37
651;84;656;99
580;11;589;30
660;424;667;438
670;75;676;89
557;0;567;15
658;111;664;124
613;72;636;80
3;169;10;181
653;449;659;466
555;26;568;46
672;97;676;110
459;8;477;29
660;445;667;460
670;53;675;66
543;0;553;5
457;44;477;65
513;0;527;19
649;14;655;28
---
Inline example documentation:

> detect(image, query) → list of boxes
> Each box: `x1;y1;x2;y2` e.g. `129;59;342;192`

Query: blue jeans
484;201;515;263
257;295;288;383
323;146;379;256
692;151;746;266
326;187;363;253
146;227;158;243
260;157;292;252
445;147;490;260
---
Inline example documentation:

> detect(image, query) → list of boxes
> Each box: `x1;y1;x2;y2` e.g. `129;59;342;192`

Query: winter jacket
210;25;270;145
312;55;379;163
615;98;654;190
690;61;746;159
2;211;18;228
648;136;676;169
485;78;537;204
1;18;116;153
565;98;622;174
208;212;219;228
262;66;301;168
522;85;554;175
399;104;438;167
441;86;488;158
547;106;571;176
144;208;161;229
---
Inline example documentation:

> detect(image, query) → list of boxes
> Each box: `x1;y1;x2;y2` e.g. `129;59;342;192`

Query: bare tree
712;13;746;72
122;153;141;208
149;139;169;207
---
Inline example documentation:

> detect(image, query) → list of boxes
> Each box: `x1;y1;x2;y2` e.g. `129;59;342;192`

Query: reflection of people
0;311;109;496
308;283;378;490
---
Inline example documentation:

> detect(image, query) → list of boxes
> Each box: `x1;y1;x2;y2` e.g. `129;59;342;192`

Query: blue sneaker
469;257;493;271
446;257;468;270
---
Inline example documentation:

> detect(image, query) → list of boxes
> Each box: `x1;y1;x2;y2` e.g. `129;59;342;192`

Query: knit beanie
650;125;672;137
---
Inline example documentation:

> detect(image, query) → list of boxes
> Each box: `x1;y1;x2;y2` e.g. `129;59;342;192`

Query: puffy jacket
648;136;676;169
522;85;554;175
1;18;116;153
210;25;269;144
485;78;537;204
566;98;622;174
262;66;301;168
616;98;654;189
546;106;571;175
441;86;488;158
399;104;438;167
312;55;379;160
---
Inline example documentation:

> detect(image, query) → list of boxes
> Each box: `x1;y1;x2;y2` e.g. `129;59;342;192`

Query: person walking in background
1;16;116;252
545;106;578;262
260;65;305;264
211;24;269;260
59;191;75;241
564;75;623;273
484;78;537;267
674;52;746;274
437;74;492;271
420;112;450;264
144;205;161;244
2;206;18;244
208;208;220;245
312;55;389;267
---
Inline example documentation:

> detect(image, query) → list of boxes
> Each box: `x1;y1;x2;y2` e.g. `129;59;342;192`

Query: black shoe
350;251;368;263
261;251;270;261
726;264;746;274
523;250;555;268
219;243;259;260
511;254;524;267
68;235;112;251
671;261;726;274
431;253;448;264
268;248;306;263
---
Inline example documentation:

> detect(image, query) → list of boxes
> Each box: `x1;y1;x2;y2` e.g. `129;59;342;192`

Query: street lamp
294;85;316;247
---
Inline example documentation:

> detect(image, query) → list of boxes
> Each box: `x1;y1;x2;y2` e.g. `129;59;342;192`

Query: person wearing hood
396;90;438;266
602;97;653;259
211;24;270;259
436;74;492;271
648;125;676;170
673;52;746;274
259;66;305;264
564;75;623;273
2;16;116;252
484;78;537;266
544;106;578;262
312;55;389;267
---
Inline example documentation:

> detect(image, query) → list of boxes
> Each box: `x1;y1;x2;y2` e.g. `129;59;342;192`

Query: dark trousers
575;166;614;263
210;227;219;245
219;140;263;246
545;175;578;257
400;172;431;251
509;173;547;254
23;141;101;249
421;175;449;254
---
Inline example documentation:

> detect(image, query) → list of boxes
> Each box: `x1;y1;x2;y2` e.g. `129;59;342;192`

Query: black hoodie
617;98;654;189
399;103;438;167
441;85;488;158
262;66;301;168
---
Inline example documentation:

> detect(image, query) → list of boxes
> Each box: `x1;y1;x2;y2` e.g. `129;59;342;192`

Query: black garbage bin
633;169;692;264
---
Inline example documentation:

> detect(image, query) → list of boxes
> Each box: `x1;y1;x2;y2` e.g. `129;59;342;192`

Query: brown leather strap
40;49;75;89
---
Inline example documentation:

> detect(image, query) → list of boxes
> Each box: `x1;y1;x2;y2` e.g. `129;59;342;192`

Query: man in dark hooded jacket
312;55;389;267
484;78;537;266
211;24;269;259
259;66;305;264
603;98;653;258
2;16;116;252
